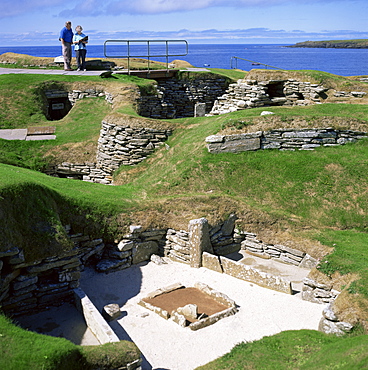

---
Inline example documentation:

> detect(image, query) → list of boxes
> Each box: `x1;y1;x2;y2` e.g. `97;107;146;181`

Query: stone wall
240;232;318;268
206;128;367;153
302;277;340;305
137;75;229;119
68;88;110;105
333;91;367;98
318;302;353;336
209;79;328;115
97;121;172;171
47;162;112;184
0;233;105;316
48;120;172;184
1;215;354;336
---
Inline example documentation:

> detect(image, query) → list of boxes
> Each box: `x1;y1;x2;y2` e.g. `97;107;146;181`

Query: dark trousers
76;49;87;70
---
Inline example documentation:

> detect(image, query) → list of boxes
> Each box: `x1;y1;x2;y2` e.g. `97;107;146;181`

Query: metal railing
103;39;188;74
230;56;283;70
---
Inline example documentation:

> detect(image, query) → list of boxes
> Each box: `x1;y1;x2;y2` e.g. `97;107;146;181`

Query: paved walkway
0;67;108;76
0;66;210;76
0;127;56;141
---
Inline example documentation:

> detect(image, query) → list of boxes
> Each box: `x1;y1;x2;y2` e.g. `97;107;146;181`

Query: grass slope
197;330;368;369
0;315;140;370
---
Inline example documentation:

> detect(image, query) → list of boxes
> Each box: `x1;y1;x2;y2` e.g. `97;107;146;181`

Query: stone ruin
0;213;353;340
209;79;329;115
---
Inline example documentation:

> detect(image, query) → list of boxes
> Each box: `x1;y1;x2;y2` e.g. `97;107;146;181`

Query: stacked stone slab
165;229;190;264
209;214;244;256
137;75;229;119
49;121;172;184
68;88;109;105
0;233;105;316
47;162;113;184
206;128;367;153
209;79;329;115
240;233;318;269
318;302;353;336
333;91;367;98
302;277;340;304
97;121;172;172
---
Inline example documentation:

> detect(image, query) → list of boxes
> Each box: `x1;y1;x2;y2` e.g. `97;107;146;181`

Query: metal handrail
230;56;283;70
104;39;188;74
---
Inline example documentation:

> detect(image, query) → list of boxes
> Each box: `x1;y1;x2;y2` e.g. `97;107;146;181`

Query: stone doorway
44;90;72;120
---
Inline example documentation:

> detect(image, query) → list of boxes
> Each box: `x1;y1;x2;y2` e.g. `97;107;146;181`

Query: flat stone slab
26;134;56;141
0;129;27;140
0;127;56;141
27;126;56;135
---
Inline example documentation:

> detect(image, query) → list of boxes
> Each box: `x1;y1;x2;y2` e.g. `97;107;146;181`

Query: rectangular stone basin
138;282;237;330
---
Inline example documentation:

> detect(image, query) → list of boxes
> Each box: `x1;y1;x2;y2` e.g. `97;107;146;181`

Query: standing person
59;21;74;71
73;26;88;71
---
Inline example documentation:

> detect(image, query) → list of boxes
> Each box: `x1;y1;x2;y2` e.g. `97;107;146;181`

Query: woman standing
73;25;88;71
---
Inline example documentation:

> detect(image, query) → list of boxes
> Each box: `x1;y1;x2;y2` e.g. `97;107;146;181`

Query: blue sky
0;0;367;45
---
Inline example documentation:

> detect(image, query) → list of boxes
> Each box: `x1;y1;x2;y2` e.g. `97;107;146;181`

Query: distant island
287;39;368;49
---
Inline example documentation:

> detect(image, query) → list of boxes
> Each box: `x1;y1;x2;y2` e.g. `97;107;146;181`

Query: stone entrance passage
44;90;72;120
138;282;237;330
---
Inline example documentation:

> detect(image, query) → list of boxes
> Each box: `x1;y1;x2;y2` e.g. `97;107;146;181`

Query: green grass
197;330;368;370
0;315;82;370
316;230;368;297
0;315;141;370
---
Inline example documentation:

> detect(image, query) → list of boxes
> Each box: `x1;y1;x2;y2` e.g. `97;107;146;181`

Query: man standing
59;21;73;71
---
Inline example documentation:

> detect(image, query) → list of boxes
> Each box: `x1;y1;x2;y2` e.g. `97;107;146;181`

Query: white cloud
103;0;350;15
0;0;350;19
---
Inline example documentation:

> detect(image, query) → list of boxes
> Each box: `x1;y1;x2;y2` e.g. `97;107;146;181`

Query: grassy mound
0;315;140;370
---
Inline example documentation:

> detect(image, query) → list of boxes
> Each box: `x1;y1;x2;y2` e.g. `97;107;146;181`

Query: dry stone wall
240;232;318;268
68;88;111;105
97;121;172;171
206;128;367;153
137;75;229;119
209;79;328;115
0;232;105;316
302;277;340;305
1;214;351;334
333;91;367;98
48;121;172;184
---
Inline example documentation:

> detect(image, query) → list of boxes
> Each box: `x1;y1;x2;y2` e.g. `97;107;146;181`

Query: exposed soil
143;287;229;322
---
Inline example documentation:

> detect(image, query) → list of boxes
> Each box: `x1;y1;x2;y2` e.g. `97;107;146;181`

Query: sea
0;43;367;76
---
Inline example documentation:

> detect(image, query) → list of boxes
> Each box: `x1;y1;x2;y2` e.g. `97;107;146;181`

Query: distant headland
287;39;368;49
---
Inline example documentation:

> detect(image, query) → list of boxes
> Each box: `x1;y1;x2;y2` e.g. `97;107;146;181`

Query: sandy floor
80;257;324;370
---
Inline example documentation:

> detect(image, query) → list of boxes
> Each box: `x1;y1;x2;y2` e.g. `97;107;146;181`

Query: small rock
177;304;198;320
102;303;121;321
150;254;167;265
